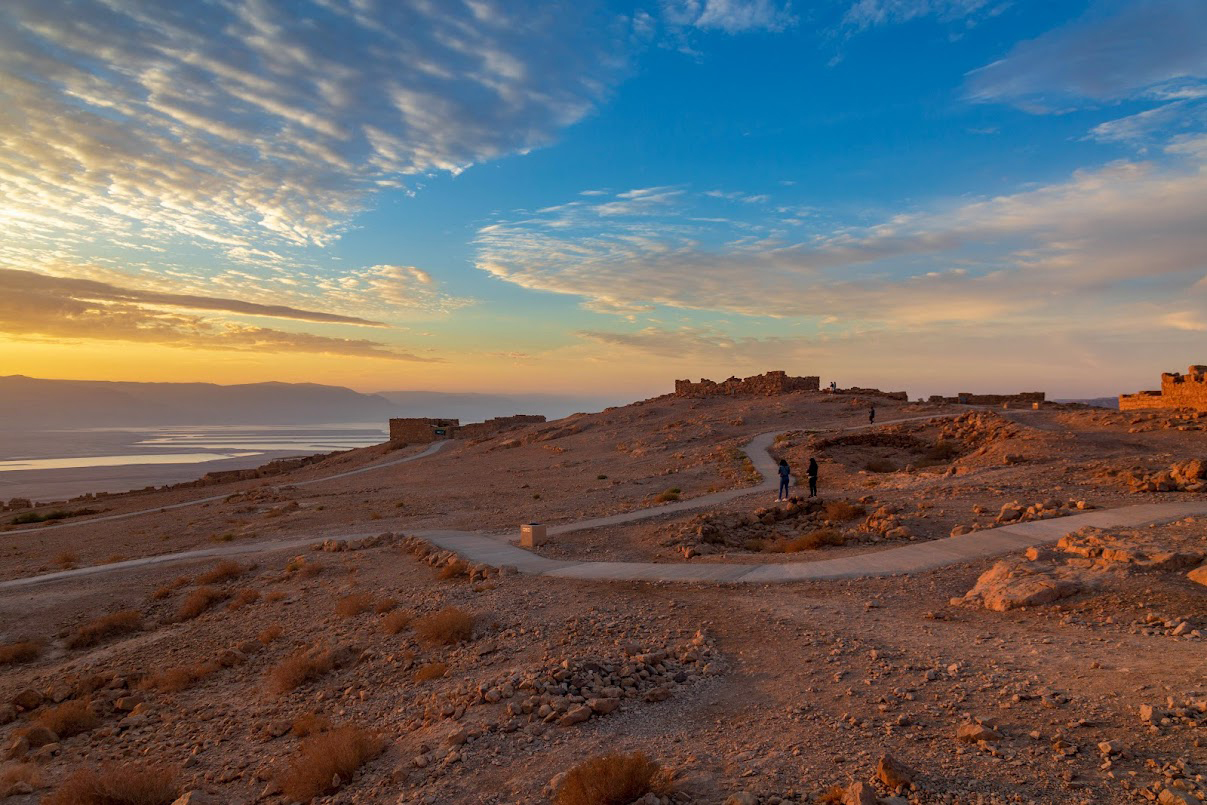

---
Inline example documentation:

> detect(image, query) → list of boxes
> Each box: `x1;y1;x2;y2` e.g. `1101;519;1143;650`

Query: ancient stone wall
929;391;1045;407
674;370;820;397
1120;365;1207;411
388;417;460;443
458;414;546;440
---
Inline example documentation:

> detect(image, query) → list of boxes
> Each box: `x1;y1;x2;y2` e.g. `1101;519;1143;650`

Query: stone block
520;523;548;547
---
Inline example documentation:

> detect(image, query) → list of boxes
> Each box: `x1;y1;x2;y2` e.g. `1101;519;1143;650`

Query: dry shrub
864;458;897;473
655;487;681;503
335;592;374;617
0;640;41;665
782;529;846;552
373;598;397;614
67;610;142;649
226;589;260;611
554;752;670;805
196;559;244;585
436;560;468;581
266;648;334;694
275;725;384;802
258;624;284;644
413;607;474;646
176;586;228;621
35;699;99;737
0;762;44;795
265;590;288;602
149;576;189;601
381;610;412;635
413;662;448;682
42;763;178;805
290;712;331;737
821;500;865;522
53;551;78;569
140;663;217;694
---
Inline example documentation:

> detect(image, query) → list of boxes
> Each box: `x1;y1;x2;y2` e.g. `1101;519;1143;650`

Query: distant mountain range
0;375;619;429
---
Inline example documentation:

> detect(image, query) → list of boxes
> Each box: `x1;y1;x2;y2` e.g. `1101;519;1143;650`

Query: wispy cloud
475;147;1207;329
965;0;1207;108
0;0;633;253
662;0;796;33
0;269;434;360
842;0;991;30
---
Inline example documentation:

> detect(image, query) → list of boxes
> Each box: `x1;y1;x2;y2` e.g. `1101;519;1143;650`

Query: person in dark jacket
807;457;819;497
868;404;876;424
776;459;791;502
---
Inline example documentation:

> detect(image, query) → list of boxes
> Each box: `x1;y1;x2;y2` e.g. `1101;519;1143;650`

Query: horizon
2;1;1205;400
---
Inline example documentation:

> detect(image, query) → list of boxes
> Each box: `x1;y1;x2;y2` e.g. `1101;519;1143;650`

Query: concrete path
3;440;452;536
6;409;1204;589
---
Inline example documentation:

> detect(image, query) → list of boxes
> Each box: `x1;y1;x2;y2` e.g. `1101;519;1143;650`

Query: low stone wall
674;370;820;397
1120;365;1207;411
458;414;546;440
929;391;1045;407
388;417;460;443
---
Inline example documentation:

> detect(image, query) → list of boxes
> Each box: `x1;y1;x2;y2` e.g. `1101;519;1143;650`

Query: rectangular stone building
1120;365;1207;411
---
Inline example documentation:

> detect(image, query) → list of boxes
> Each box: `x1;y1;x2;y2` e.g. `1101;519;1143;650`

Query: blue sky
1;0;1205;398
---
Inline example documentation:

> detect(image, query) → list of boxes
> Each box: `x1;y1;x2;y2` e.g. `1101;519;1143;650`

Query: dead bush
413;662;448;682
335;592;374;617
42;763;178;805
266;648;334;694
413;607;474;646
554;751;670;805
35;699;99;737
176;586;228;620
149;576;189;601
864;458;897;473
437;560;469;581
226;589;260;611
0;640;41;665
0;762;44;796
66;610;142;649
782;529;846;552
53;551;78;569
381;610;412;635
140;664;217;694
275;725;384;802
290;712;331;737
821;500;865;522
196;559;244;585
258;624;284;644
373;598;397;614
655;487;681;503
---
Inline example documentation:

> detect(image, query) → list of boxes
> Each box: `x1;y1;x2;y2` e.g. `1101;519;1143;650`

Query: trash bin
520;523;547;547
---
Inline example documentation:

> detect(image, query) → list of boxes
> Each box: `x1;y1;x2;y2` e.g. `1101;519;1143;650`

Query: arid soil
0;391;1204;805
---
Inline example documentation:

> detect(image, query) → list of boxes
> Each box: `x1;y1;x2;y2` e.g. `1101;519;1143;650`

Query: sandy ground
0;391;1204;804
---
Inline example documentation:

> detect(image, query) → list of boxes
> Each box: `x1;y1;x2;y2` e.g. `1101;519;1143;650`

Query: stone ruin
388;414;546;444
928;391;1045;408
674;370;820;397
1120;364;1207;412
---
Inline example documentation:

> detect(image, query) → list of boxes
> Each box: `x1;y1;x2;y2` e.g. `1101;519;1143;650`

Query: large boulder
961;558;1083;612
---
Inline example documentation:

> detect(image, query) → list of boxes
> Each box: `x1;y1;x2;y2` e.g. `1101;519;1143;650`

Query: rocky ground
0;391;1204;804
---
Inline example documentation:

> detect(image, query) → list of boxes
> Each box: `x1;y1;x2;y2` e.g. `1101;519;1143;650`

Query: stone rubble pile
1122;459;1207;493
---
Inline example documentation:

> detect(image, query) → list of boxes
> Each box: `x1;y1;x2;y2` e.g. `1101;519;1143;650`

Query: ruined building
928;391;1045;407
1120;365;1207;412
674;371;820;397
388;414;546;443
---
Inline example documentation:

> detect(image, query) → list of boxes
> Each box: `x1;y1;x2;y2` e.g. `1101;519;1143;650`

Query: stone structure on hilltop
928;391;1046;408
388;414;546;443
674;371;820;397
1120;365;1207;412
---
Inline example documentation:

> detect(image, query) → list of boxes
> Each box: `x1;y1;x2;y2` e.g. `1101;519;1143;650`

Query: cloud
1162;311;1207;331
0;0;633;252
842;0;991;30
475;150;1207;329
0;268;384;326
315;265;474;315
0;268;434;360
662;0;795;33
1088;100;1207;145
966;0;1207;107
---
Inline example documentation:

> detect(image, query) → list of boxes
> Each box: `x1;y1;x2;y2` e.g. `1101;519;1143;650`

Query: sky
1;0;1205;400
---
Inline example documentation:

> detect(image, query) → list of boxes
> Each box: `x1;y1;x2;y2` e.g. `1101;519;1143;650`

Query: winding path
4;413;1206;589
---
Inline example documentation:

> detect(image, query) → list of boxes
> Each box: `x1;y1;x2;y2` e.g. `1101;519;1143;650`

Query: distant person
830;381;837;392
869;404;876;424
807;457;819;497
777;459;791;502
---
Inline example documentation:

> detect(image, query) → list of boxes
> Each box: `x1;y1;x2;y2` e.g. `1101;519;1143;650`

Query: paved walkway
6;411;1205;589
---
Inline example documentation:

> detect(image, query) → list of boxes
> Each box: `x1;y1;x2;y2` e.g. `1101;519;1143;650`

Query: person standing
807;457;819;497
777;459;791;502
868;404;876;424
